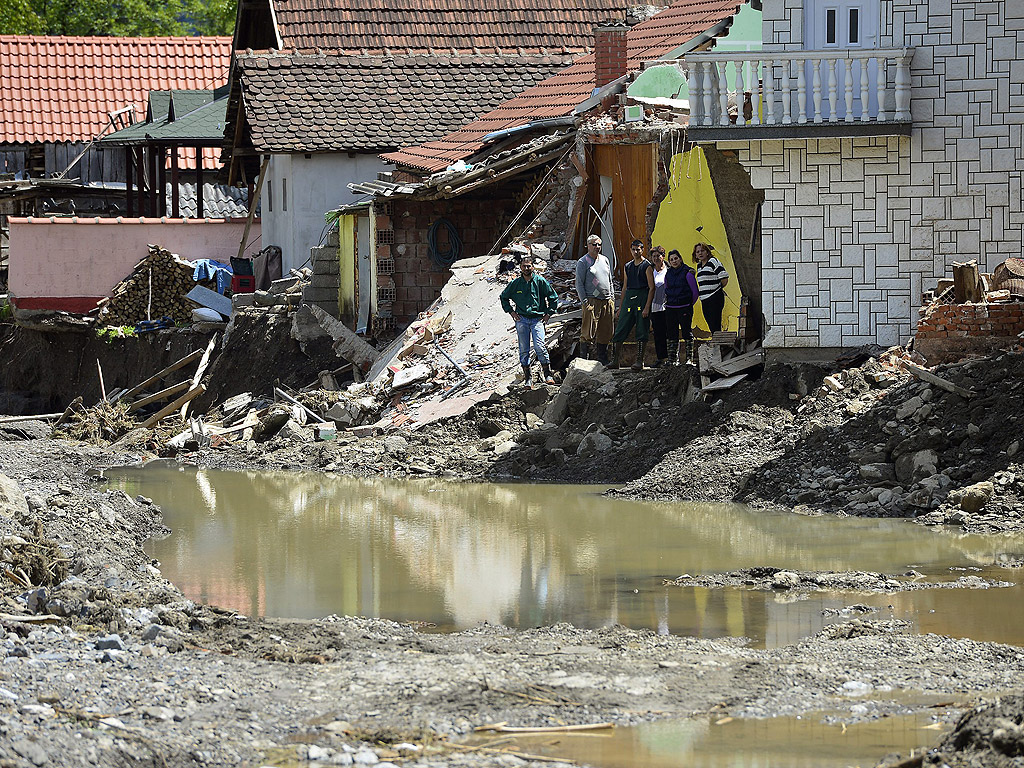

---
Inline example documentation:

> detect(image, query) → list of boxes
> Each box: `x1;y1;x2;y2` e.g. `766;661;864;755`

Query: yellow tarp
651;146;741;335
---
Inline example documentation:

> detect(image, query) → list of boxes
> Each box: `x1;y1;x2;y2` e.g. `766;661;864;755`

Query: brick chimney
594;23;629;88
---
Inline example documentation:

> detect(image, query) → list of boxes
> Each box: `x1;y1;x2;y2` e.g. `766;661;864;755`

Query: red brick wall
917;301;1024;339
594;25;628;88
380;198;508;324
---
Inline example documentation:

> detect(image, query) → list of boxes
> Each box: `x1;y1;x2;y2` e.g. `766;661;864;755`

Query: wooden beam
181;334;219;420
126;380;191;413
196;145;204;218
170;147;179;218
141;385;206;429
236;154;270;263
901;361;975;399
125;147;133;217
711;349;764;376
120;348;205;400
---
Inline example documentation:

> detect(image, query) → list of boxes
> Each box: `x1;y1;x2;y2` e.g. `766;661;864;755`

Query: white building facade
684;0;1024;350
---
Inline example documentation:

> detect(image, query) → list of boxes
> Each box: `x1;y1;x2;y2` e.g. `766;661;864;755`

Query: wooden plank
711;349;765;376
141;385;206;429
0;412;63;424
181;334;218;419
126;380;190;413
120;348;204;400
711;331;739;345
701;373;748;392
902;361;975;399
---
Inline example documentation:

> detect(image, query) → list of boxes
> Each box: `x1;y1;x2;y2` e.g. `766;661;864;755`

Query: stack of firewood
97;245;204;327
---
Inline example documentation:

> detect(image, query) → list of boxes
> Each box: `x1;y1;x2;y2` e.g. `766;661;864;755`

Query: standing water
112;463;1024;647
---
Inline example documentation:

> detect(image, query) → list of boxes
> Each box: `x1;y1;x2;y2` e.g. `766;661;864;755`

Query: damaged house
220;0;669;294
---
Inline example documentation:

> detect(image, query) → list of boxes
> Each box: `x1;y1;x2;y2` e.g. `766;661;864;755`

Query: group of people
499;234;730;385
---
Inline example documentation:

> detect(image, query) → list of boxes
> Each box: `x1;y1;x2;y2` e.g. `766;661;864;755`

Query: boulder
384;436;409;455
576;432;612;458
958;481;995;514
278;420;313;442
894;449;938;484
623;408;649;429
859;463;896;483
544;359;612;425
0;473;29;520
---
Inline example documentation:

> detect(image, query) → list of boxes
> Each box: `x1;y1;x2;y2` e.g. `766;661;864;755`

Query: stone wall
915;299;1024;363
730;0;1024;349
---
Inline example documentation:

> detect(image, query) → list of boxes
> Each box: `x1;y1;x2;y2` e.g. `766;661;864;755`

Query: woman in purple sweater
663;249;700;365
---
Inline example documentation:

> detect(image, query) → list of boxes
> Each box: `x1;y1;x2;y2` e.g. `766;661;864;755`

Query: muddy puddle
464;712;947;768
111;464;1024;647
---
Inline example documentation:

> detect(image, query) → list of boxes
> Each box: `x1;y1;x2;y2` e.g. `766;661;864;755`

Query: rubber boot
521;364;532;386
541;363;556;385
685;338;696;366
667;343;679;366
596;344;610;366
631;341;646;372
609;343;622;370
579;342;592;361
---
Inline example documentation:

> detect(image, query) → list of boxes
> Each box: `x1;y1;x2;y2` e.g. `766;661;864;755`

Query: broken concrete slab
392;363;432;390
185;285;232;318
308;304;379;371
544;359;612;425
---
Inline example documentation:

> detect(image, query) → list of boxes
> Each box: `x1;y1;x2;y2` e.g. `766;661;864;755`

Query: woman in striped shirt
694;242;729;333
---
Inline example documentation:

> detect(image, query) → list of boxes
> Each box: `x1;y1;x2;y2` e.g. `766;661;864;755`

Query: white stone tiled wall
735;0;1024;349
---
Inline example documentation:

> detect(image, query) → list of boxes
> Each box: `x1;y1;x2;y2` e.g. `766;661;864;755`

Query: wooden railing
679;48;913;128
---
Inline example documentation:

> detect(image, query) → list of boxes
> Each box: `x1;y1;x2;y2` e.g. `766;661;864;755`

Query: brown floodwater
110;463;1024;648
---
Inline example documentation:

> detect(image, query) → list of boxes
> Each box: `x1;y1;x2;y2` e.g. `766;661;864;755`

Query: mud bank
1;440;1024;768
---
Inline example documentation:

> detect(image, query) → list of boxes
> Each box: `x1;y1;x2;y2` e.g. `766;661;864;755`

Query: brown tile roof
0;35;232;144
236;52;576;153
382;0;743;172
270;0;671;54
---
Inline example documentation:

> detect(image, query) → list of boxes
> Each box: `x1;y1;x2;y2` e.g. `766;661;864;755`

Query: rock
392;364;431;390
323;721;352;734
142;706;175;722
859;463;896;483
1008;440;1020;457
25;495;46;512
25;587;48;613
823;375;844;391
278;420;313;442
384;436;409;455
525;413;543;429
354;751;380;765
307;745;331;761
11;739;48;766
895;396;923;421
325;401;361;428
544;359;612;424
253;408;291;442
494;441;517;456
95;634;126;651
772;571;801;589
576;432;612;458
958;481;995;514
623;408;649;429
0;473;29;520
477;418;505;438
895;449;938;484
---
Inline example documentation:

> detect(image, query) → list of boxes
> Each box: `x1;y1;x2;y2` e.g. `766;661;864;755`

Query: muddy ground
1;344;1024;766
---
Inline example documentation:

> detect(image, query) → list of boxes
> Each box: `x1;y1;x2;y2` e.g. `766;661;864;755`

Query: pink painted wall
8;217;261;311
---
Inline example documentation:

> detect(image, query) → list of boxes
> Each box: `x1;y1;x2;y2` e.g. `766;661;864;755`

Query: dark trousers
664;305;694;345
701;290;725;333
650;311;668;359
612;288;650;343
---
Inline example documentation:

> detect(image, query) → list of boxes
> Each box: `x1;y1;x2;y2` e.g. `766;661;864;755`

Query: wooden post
157;145;167;217
952;259;981;304
148;145;158;217
135;148;145;216
195;145;204;219
125;147;133;218
235;154;270;263
170;147;179;218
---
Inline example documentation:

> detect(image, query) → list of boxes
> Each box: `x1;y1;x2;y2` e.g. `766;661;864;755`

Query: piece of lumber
710;331;739;345
126;380;191;413
120;348;205;400
474;723;614;734
701;373;748;392
274;387;327;424
185;285;232;318
181;334;218;420
0;412;64;425
711;349;765;376
140;385;206;429
54;396;84;426
902;360;974;398
96;359;107;403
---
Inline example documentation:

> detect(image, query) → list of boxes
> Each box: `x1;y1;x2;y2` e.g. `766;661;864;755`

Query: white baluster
735;60;746;125
828;58;839;123
686;61;698;124
876;56;887;121
812;58;822;123
750;59;761;125
895;54;911;120
859;58;870;122
782;60;792;124
796;60;807;124
764;59;775;125
719;61;730;126
844;58;855;122
702;61;714;126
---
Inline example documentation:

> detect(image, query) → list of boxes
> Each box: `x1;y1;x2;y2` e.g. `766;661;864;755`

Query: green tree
0;0;236;36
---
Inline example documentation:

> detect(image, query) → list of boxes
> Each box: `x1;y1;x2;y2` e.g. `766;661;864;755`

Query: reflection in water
112;464;1024;646
470;713;946;768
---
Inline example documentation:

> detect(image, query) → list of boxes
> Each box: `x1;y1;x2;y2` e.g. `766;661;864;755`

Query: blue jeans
515;316;550;367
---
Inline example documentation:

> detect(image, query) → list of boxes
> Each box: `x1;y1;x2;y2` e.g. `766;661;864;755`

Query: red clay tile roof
237;52;577;153
0;35;232;144
270;0;671;54
382;0;743;172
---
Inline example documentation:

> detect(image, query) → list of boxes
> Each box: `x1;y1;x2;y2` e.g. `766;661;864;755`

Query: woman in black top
610;239;655;371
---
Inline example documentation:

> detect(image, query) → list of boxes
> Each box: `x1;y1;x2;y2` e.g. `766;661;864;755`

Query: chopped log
901;361;975;399
120;348;205;400
141;385;206;429
952;259;982;303
126;380;191;413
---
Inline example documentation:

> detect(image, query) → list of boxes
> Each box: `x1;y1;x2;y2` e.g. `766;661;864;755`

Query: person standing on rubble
610;239;655;371
664;248;700;364
694;242;729;334
500;253;559;386
575;234;615;366
648;246;670;367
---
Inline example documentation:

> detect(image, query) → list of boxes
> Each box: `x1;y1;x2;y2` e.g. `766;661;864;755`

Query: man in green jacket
499;253;558;385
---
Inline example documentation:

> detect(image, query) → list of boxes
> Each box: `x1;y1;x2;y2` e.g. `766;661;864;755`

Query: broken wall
915;300;1024;364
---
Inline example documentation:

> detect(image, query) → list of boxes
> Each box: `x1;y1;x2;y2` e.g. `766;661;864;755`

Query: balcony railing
679;48;912;132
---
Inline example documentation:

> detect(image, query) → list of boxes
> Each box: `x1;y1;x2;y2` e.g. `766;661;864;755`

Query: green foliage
0;297;12;323
0;0;237;37
96;325;137;342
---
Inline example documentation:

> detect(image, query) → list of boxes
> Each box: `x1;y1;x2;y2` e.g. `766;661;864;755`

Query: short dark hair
519;253;534;265
630;239;644;248
667;248;682;258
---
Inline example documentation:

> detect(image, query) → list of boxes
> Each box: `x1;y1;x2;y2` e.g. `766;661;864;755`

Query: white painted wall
262;152;390;274
727;0;1024;349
